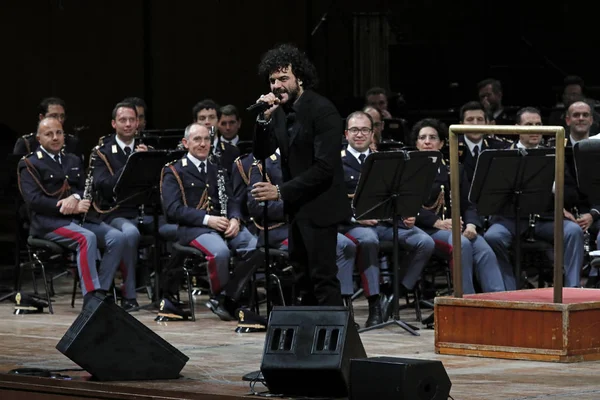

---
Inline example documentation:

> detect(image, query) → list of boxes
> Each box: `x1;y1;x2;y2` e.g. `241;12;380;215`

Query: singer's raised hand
257;93;280;120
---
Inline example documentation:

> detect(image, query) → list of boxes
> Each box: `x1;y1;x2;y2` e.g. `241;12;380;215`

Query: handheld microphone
246;93;282;113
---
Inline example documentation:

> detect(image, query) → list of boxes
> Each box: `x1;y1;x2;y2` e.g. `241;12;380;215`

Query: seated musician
341;111;435;325
91;102;145;310
457;101;507;184
484;108;585;289
503;107;545;150
192;99;240;177
161;123;257;321
413;118;505;294
231;150;257;236
246;148;358;316
18;117;126;305
13;97;82;160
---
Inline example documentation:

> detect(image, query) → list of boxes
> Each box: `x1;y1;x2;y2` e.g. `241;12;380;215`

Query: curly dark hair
258;43;318;89
411;118;448;143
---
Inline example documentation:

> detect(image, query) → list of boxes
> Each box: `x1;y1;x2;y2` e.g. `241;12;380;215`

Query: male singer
250;44;351;307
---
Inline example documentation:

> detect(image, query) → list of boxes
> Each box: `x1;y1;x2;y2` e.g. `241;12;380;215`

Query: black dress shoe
206;296;235;321
121;298;139;312
365;299;383;328
422;313;434;329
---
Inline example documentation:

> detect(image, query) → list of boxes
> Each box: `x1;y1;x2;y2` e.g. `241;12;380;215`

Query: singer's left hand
251;182;278;201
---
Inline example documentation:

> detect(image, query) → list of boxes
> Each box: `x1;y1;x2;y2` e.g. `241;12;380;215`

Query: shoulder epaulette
21;132;35;139
97;134;110;146
341;149;346;157
22;152;34;160
164;159;178;167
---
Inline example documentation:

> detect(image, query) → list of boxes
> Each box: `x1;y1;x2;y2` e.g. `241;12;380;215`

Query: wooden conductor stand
435;125;600;362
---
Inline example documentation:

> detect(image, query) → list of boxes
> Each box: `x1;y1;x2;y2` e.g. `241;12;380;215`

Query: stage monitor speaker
56;292;189;381
349;356;452;400
260;306;367;398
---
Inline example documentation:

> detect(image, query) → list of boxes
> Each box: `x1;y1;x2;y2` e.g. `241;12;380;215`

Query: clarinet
80;146;100;226
574;207;591;252
208;126;227;217
525;214;538;242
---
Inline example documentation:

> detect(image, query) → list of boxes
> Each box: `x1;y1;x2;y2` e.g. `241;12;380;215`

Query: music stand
573;139;600;205
353;150;441;335
469;148;555;289
113;150;185;310
0;154;27;303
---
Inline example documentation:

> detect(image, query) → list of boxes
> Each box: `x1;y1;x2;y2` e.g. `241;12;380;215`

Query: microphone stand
258;112;273;317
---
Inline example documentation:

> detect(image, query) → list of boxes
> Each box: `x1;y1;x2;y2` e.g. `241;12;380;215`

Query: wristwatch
72;193;81;200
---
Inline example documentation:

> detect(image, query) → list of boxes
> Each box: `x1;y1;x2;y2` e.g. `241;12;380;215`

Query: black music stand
573;139;600;204
469;148;555;289
0;154;27;303
354;150;441;335
113;150;185;310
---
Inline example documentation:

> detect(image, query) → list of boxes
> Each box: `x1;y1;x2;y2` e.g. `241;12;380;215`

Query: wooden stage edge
0;373;247;400
435;287;600;362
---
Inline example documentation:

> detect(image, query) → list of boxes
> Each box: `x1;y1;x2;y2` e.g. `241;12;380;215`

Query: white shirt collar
186;152;208;169
115;135;135;153
463;136;482;156
39;146;60;159
570;134;589;146
516;141;540;150
346;145;370;163
221;135;239;146
275;148;280;155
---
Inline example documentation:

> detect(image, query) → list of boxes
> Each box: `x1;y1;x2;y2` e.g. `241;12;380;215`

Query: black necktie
358;154;366;164
199;161;206;176
473;145;479;159
53;154;61;164
124;147;132;156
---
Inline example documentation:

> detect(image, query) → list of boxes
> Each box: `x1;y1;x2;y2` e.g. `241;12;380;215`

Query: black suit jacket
91;134;140;221
161;155;241;245
458;136;506;184
416;162;481;235
247;153;289;246
253;89;351;226
18;150;85;237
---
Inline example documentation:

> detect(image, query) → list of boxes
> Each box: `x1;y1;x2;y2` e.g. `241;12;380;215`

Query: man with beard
250;43;350;307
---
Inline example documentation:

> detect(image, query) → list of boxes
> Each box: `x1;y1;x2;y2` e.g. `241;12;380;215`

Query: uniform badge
36;151;43;159
112;144;118;154
341;149;346;157
15;292;21;305
270;154;277;161
182;158;188;167
239;309;245;322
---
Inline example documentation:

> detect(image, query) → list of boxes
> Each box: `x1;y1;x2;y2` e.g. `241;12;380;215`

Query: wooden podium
435;288;600;362
433;125;600;363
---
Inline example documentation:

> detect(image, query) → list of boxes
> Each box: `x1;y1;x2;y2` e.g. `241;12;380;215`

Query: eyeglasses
347;127;372;135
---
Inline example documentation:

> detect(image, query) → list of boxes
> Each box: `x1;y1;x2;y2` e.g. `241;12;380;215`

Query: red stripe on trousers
344;233;370;297
54;227;95;293
189;239;221;294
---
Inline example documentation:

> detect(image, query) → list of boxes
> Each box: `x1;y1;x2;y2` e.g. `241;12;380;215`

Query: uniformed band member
484;110;585;289
413;118;505;294
457;101;506;184
231;152;256;233
247;149;357;311
91;102;145;310
160;123;257;320
192;98;240;177
18;117;126;305
13;97;82;159
341;111;436;326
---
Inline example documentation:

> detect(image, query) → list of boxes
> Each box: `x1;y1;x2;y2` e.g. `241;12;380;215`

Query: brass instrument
80;146;100;226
